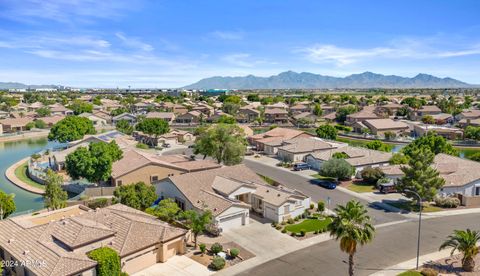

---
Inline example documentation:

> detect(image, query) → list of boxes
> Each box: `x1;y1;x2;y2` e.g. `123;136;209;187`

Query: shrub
87;198;108;209
271;222;277;227
281;229;287;233
230;248;240;258
317;201;325;212
319;158;354;180
210;243;223;255
384;131;397;140
309;203;314;209
87;247;121;276
287;218;294;224
420;268;438;276
434;197;460;208
361;167;385;184
199;244;206;255
294;216;300;221
136;143;149;149
334;125;352;132
281;221;286;225
276;225;282;230
300;229;306;237
209;256;226;271
291;232;296;236
314;230;319;234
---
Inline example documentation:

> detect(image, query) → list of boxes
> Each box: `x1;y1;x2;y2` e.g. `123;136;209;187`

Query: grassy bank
14;162;45;190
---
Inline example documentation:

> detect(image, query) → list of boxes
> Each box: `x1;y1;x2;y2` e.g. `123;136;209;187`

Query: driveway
133;255;213;276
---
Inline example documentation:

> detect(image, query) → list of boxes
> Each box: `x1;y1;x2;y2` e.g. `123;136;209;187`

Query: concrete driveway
133;255;213;276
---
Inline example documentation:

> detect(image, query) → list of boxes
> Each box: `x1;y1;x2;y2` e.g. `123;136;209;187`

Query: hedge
87;247;121;276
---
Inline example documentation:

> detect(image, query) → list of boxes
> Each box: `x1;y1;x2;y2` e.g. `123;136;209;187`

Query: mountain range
0;82;61;89
183;71;474;89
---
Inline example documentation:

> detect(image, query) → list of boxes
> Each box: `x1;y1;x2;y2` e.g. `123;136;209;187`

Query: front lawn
387;201;443;213
257;174;278;186
346;181;376;193
397;270;422;276
284;218;332;233
14;162;45;190
310;174;336;181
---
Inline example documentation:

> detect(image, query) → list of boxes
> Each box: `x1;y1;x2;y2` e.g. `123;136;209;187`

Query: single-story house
48;104;74;116
0;204;189;276
289;103;310;114
305;146;392;177
459;118;480;128
456;109;480;121
154;164;311;231
0;117;34;134
412;124;463;140
375;103;404;116
112;113;137;125
174;111;202;125
36;115;65;127
79;112;108;126
358;118;410;136
429;113;454;125
408;105;442;121
111;149;221;186
346;106;380;125
248;127;313;153
277;137;335;162
145;112;175;123
93;110;113;124
292;112;318;127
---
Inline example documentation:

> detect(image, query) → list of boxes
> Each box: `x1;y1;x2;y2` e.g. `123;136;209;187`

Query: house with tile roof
154;164;310;231
356;118;410;136
112;113;137;126
248;127;313;153
0;204;189;276
276;137;336;162
174;111;202;125
408;105;442;121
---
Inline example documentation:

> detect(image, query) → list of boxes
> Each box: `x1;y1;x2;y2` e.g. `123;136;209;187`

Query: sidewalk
4;157;45;194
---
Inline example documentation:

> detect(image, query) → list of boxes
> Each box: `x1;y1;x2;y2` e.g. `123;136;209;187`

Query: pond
0;137;60;214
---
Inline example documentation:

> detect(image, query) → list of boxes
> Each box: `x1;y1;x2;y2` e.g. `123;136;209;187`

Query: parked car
163;143;171;148
310;179;337;189
379;183;397;194
293;162;310;171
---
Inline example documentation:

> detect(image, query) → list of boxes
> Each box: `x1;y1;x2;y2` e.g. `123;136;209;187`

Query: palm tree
439;229;480;272
328;200;375;276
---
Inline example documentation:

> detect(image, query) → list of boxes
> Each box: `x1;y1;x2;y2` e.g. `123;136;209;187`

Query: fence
457;194;480;207
84;186;116;197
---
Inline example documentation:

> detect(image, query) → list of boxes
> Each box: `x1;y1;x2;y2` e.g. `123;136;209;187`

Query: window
284;205;290;214
116;180;123;186
151;175;159;183
175;198;185;210
476;186;480;196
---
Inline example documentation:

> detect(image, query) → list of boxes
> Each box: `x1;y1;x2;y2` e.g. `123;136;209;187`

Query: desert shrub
309;203;314;209
317;201;325;212
209;256;226;271
434;197;460;208
361;167;385;184
136;143;149;149
294;216;300;221
287;218;294;224
230;248;240;258
199;244;206;255
421;268;438;276
210;243;223;255
276;225;282;230
281;229;287;233
87;198;108;209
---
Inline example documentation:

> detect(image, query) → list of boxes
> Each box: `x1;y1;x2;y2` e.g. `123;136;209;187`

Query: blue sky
0;0;479;88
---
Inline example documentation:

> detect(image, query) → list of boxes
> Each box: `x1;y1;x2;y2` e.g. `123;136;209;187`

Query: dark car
293;163;311;171
311;179;337;189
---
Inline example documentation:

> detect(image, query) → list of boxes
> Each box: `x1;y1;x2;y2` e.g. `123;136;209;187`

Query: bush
314;230;319;234
87;198;108;209
361;167;385;184
334;125;352;132
230;248;240;258
317;201;325;212
87;247;121;276
281;221;286;225
210;243;223;255
276;225;282;230
300;229;306;237
309;203;314;209
420;268;438;276
281;229;287;233
287;218;294;224
271;222;277;227
434;197;460;208
136;143;149;149
319;158;354;180
294;216;300;221
199;244;206;255
209;256;226;271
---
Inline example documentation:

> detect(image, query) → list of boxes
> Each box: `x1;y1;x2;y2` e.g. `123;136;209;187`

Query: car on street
293;162;311;171
310;179;337;189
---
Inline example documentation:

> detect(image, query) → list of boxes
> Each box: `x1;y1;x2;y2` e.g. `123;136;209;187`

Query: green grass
14;162;45;190
284;218;332;233
387;201;443;213
310;174;336;181
346;182;376;193
257;174;278;186
397;270;422;276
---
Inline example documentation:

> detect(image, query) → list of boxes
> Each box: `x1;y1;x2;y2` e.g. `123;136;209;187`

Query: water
0;137;60;213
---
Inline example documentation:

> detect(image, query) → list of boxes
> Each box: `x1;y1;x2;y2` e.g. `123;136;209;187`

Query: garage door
122;248;158;275
219;213;244;231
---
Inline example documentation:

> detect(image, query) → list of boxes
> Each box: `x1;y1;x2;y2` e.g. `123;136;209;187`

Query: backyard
284;217;332;233
14;162;45;190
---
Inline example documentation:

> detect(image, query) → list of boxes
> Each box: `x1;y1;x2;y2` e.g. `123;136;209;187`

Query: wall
113;164;184;186
154;179;194;210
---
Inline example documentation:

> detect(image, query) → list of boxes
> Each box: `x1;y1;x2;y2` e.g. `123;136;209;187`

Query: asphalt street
243;159;406;225
237;213;480;276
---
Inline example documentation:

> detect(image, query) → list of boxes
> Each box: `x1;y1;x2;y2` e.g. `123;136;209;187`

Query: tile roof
308;146;392;167
363;118;409;130
278;137;333;153
145;112;175;119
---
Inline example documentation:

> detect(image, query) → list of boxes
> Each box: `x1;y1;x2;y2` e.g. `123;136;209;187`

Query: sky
0;0;480;88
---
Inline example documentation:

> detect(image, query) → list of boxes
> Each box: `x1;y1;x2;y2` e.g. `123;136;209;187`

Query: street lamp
403;189;422;270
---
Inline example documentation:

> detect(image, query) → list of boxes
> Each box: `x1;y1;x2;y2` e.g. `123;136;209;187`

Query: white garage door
219;213;244;231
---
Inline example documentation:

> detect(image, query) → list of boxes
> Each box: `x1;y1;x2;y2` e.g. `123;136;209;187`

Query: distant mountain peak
183;71;472;89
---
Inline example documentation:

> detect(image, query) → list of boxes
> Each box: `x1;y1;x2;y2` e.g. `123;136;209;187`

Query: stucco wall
113;164;185;186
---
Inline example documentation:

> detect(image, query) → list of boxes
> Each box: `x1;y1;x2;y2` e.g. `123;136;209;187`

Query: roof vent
109;241;114;246
23;250;30;255
8;239;14;243
63;221;68;225
277;194;281;197
213;208;217;212
266;190;269;193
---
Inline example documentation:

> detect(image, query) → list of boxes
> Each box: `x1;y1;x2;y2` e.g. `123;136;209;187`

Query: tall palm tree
328;200;375;276
439;229;480;272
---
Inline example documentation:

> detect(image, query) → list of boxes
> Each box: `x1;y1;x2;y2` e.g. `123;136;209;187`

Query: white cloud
210;30;245;40
115;32;154;52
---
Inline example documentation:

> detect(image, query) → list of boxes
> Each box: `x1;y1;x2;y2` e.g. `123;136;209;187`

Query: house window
175;198;185;210
116;180;123;186
476;187;480;196
151;175;159;183
284;205;290;214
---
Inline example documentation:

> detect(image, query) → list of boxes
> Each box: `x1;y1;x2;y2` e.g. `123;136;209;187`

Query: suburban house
36;115;65;128
321;112;337;123
264;108;289;125
412;124;463;140
248;127;313;153
111;149;221;186
174;111;202;125
320;104;336;114
459;118;480;128
355;118;410;136
48;104;74;116
292;112;318;127
93;110;113;124
79;112;108;126
191;104;214;116
408;105;442;121
0;117;34;134
456;109;480;121
375;103;404;116
145;111;175;123
429;113;454;125
100;99;123;110
289;103;310;114
112;113;137;125
0;204;189;276
276;137;335;162
154;164;311;231
132;102;153;113
236;107;260;123
305;146;392;177
346;106;380;125
132;129;194;146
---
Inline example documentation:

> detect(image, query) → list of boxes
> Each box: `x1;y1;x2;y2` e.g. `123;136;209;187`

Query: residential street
243;159;406;225
237;213;480;276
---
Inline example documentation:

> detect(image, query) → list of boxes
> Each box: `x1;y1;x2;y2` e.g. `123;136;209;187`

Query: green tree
328;200;375;276
247;94;260;102
397;147;445;202
320;158;354;180
389;152;409;165
66;141;123;183
44;170;68;210
402;132;457;157
217;115;236;124
383;131;396;141
145;198;181;222
115;119;134;135
48;116;96;143
110;107;129;117
316;125;338;140
439;229;480;272
332;152;349;159
422;115;435;124
69;100;93;115
36;107;51;117
87;247;121;276
360;167;385;184
336;105;358;123
222;102;241;115
113;182;156;211
182;210;212;248
464;126;480;140
194;124;246;165
312;103;323;116
135;118;170;143
364;140;392;152
0;190;16;220
34;119;47;129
